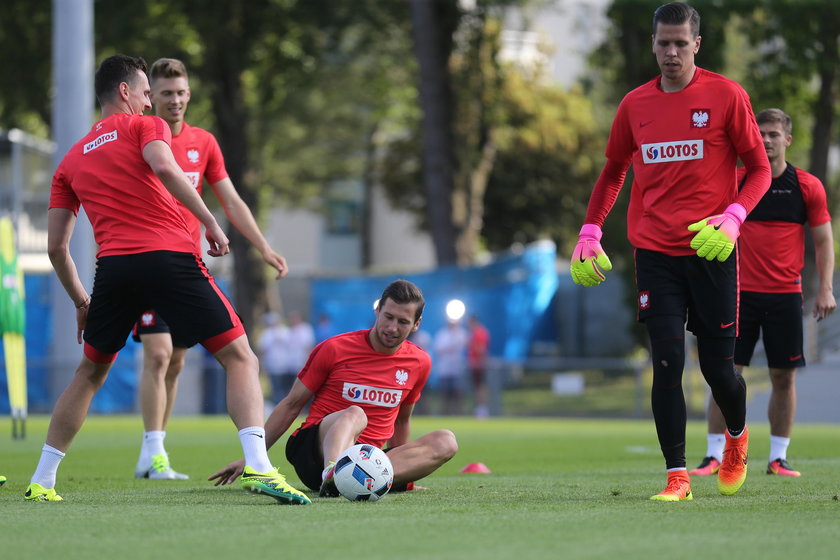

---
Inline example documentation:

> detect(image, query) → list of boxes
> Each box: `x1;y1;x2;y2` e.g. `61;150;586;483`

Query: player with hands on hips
570;2;770;502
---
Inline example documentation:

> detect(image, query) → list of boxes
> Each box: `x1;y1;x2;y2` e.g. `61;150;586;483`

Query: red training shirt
586;68;769;256
295;329;431;448
50;113;195;257
738;165;831;293
170;122;229;253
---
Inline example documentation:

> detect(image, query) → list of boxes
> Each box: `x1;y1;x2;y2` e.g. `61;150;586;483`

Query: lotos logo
641;140;703;164
343;383;402;407
83;130;118;154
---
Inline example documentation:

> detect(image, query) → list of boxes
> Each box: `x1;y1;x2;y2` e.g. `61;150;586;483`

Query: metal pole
49;0;95;404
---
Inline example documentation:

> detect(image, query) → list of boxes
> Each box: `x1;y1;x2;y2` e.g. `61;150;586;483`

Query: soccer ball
333;443;394;502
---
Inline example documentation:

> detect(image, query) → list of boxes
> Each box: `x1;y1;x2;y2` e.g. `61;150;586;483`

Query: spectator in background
314;312;336;344
258;312;291;405
434;319;469;415
285;310;315;389
468;315;491;418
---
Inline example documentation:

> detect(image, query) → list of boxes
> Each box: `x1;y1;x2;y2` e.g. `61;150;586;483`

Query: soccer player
570;2;771;501
26;54;308;504
208;280;458;496
132;58;287;480
690;108;835;478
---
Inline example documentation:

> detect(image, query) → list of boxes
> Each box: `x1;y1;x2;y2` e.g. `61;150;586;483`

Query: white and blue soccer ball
333;443;394;502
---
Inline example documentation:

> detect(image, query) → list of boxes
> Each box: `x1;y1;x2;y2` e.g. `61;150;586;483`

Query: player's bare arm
46;208;89;343
142;139;230;257
209;177;288;279
811;221;836;320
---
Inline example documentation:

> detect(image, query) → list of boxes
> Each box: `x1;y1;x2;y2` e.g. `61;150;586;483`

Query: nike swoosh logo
254;434;264;438
720;322;734;328
789;354;802;361
640;120;654;127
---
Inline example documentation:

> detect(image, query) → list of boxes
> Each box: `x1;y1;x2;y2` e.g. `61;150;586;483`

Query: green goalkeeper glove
687;203;747;262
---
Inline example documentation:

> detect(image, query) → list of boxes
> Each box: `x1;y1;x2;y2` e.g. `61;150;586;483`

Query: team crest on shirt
638;291;650;310
187;149;200;163
140;312;156;327
691;109;710;128
395;369;409;385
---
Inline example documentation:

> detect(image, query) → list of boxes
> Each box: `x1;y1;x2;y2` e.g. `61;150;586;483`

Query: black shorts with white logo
83;251;242;355
634;248;738;338
131;310;192;348
735;291;805;368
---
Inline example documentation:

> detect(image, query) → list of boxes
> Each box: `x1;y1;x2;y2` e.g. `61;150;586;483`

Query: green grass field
2;415;838;559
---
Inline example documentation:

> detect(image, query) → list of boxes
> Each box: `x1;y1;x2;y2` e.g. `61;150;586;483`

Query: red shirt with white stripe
49;113;195;257
170;122;229;253
296;329;431;448
738;164;831;293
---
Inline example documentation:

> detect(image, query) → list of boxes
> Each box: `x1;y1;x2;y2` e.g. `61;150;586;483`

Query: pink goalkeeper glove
687;203;747;262
570;224;613;286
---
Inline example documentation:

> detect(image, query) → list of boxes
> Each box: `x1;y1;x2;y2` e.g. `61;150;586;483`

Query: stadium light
445;299;466;322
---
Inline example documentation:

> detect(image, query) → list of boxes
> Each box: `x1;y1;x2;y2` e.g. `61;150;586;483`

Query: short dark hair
378;280;425;321
94;54;147;105
149;58;189;84
755;108;793;136
653;2;700;38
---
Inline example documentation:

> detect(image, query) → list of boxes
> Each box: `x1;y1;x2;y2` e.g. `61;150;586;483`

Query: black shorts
735;291;805;368
285;423;401;492
285;423;325;492
84;251;243;356
131;310;192;348
634;248;737;338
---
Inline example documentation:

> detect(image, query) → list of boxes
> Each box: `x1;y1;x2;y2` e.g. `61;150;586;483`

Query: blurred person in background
467;315;491;418
258;311;291;405
434;318;469;415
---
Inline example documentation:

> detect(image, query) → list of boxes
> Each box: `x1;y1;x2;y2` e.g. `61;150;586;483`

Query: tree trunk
409;0;459;265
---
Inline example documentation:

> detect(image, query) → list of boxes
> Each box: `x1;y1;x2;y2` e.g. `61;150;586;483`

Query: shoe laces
722;439;746;471
150;454;171;473
663;474;690;495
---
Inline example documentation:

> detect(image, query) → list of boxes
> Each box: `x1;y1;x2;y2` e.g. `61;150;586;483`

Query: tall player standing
132;58;288;480
26;55;308;504
569;2;771;501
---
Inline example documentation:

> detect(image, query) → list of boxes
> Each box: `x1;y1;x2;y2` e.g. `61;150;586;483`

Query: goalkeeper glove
570;224;612;286
687;203;747;262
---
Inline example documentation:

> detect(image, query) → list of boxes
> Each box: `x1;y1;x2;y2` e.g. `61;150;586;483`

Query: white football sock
769;435;791;462
31;444;66;489
238;427;273;472
141;430;167;461
706;433;725;461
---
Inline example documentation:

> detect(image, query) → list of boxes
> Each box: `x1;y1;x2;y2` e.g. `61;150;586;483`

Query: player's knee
430;429;458;461
769;369;795;391
342;405;369;430
145;347;174;373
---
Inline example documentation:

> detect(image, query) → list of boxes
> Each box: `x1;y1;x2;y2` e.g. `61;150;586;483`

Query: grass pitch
1;415;838;559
